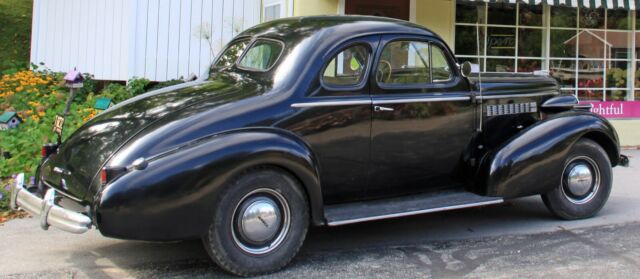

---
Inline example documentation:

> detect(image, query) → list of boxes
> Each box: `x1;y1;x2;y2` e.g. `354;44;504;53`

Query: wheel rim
561;156;600;204
231;188;290;255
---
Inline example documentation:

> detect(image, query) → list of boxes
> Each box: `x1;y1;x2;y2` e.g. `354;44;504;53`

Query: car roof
239;15;440;43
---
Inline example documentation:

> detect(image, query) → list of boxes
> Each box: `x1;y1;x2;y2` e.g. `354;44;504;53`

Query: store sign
487;34;515;49
583;101;640;119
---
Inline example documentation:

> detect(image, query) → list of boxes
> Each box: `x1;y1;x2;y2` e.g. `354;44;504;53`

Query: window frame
211;36;252;71
319;42;373;92
235;37;286;72
374;36;459;91
263;0;286;22
453;1;637;101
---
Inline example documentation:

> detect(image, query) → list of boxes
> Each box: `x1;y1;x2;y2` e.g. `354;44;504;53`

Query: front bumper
10;173;92;234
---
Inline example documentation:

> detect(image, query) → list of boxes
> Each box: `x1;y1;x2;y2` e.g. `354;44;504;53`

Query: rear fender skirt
481;111;620;198
95;128;322;241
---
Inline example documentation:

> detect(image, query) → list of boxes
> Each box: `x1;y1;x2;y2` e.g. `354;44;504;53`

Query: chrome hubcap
232;188;290;255
566;164;593;196
562;156;600;204
240;198;281;243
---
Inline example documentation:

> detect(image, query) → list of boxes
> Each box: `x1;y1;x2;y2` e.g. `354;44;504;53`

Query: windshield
237;39;284;71
213;39;250;69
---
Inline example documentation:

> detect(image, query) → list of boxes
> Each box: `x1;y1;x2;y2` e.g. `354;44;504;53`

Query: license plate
52;114;65;136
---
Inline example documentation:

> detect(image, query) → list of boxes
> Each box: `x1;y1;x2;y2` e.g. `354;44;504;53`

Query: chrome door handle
374;105;394;112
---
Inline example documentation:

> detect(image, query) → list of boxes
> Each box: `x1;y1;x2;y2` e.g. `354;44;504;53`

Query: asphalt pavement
2;150;640;278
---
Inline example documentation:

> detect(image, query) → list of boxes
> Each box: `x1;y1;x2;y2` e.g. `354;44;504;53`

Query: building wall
30;0;262;81
415;0;454;46
611;120;640;146
293;0;338;16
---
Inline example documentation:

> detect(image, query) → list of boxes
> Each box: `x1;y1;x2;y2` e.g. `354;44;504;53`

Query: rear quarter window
238;39;284;71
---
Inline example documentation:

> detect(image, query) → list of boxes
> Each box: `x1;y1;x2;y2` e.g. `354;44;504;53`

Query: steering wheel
376;60;392;83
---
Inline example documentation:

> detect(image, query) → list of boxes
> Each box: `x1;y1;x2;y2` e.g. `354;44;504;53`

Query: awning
464;0;637;10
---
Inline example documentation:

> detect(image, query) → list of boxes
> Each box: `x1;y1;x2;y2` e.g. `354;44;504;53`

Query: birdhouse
94;97;112;110
0;111;22;130
63;69;84;88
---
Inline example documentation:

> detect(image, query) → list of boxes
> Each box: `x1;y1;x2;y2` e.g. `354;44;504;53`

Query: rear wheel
542;139;612;220
203;168;309;276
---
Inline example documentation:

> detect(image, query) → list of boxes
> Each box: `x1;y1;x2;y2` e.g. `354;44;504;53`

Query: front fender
95;128;322;241
482;111;620;198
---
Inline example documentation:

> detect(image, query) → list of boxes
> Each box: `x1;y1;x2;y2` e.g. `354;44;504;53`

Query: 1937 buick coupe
11;16;629;276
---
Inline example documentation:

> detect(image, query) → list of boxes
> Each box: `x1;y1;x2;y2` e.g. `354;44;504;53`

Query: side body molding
481;111;620;198
95;128;322;241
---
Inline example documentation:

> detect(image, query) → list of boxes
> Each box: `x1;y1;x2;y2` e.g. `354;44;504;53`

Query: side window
431;45;453;82
377;41;431;85
238;39;284;71
376;40;453;85
322;45;370;87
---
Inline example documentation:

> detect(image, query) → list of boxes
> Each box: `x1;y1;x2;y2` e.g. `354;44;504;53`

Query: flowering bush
0;70;97;177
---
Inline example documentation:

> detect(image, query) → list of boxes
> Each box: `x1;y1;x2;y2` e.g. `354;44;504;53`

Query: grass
0;0;33;74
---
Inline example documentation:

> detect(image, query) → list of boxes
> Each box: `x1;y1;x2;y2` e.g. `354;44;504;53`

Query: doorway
345;0;410;21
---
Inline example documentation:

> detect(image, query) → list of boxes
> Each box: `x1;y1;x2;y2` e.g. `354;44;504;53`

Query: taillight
100;168;108;185
100;166;127;185
41;143;59;159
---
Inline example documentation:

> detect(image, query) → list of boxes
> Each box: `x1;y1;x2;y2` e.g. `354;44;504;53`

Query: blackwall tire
542;139;612;220
202;168;309;276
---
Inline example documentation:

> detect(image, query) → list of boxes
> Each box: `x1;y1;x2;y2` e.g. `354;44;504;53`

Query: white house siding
30;0;262;81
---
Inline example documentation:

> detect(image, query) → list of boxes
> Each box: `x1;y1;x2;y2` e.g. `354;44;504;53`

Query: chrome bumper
10;173;92;234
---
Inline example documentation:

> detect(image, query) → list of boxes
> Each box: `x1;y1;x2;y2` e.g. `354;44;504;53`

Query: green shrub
0;70;96;176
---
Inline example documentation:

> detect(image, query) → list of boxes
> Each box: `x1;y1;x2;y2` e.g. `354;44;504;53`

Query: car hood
40;74;265;201
467;72;559;95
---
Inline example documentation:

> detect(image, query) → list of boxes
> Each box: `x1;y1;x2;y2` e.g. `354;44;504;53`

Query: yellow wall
291;0;456;45
415;0;455;46
610;120;640;147
293;0;338;16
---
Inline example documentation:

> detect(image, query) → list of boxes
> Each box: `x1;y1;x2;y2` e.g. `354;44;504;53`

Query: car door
286;36;379;204
368;35;475;199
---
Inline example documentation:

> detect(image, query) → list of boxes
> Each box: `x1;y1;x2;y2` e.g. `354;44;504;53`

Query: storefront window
579;8;605;29
518;28;542;57
519;4;543;26
455;1;484;24
608;9;631;30
487;3;516;25
454;1;544;74
455;1;636;101
550;6;576;28
486;27;515;56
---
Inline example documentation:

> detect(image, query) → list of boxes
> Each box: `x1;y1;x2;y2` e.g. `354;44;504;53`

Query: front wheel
542;139;612;220
203;168;309;276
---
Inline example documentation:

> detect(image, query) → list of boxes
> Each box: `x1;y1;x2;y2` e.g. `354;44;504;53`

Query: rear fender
95;128;322;241
481;111;620;198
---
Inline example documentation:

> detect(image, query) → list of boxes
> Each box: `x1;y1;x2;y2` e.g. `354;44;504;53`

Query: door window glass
377;41;430;85
431;45;453;82
322;45;370;86
376;41;452;85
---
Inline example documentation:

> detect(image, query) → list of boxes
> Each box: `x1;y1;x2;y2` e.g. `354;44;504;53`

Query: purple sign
582;101;640;119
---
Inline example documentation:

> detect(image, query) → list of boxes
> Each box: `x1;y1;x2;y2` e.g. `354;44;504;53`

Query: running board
324;190;503;226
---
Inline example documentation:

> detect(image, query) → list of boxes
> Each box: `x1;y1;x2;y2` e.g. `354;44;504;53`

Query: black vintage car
11;16;628;276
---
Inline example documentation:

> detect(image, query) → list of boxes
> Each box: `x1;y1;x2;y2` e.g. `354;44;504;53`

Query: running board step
324;190;503;226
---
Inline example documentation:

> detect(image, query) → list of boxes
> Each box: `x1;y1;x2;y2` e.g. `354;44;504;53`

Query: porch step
324;190;503;226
